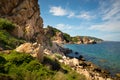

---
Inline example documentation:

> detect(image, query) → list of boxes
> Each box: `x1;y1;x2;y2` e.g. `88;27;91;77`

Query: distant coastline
44;26;103;45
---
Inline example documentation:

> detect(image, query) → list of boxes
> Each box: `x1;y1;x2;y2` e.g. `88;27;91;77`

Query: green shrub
5;51;34;66
0;18;15;31
54;53;62;59
72;37;78;42
25;60;42;71
0;56;6;73
0;56;6;64
0;73;13;80
0;30;25;49
63;33;71;42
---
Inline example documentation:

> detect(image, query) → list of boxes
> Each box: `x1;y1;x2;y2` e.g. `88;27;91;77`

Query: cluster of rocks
55;55;113;80
44;42;72;55
15;42;44;62
15;42;72;61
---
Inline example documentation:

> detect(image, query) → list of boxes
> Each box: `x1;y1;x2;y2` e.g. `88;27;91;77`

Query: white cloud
100;33;120;41
49;6;67;16
67;12;75;18
55;24;72;30
99;0;120;21
89;0;120;32
89;20;120;32
49;6;94;20
102;1;120;20
76;12;95;20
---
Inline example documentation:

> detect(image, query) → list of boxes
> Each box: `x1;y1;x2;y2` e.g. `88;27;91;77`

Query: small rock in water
75;52;79;55
79;55;83;59
78;55;85;61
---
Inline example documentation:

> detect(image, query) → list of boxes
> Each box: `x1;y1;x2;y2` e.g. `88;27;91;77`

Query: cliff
0;0;69;55
44;26;103;44
0;0;45;44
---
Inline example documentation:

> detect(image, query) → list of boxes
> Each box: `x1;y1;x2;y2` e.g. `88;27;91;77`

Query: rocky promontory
44;26;103;44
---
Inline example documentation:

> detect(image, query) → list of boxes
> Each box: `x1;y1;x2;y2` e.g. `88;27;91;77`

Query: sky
38;0;120;41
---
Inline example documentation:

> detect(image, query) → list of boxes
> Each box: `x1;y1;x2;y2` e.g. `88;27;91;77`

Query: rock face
0;0;68;58
0;0;44;42
0;0;49;62
55;32;65;44
83;37;90;44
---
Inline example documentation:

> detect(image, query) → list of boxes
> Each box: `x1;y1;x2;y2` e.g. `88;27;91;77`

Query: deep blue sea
64;41;120;76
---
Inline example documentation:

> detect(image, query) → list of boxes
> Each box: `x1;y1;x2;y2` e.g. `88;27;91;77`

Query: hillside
44;25;103;44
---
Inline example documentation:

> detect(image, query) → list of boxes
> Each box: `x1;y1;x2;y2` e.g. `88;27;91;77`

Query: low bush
0;30;25;49
0;18;15;31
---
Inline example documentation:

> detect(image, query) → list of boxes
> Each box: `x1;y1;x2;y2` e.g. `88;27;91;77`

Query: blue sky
38;0;120;41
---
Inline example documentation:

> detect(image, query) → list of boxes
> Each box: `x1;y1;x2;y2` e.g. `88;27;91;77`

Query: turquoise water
64;41;120;76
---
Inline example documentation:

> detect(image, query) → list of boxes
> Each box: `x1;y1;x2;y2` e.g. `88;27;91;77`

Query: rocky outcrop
16;42;44;62
83;37;90;44
46;53;113;80
44;42;72;55
83;37;96;44
0;0;69;60
54;32;66;44
44;26;102;44
0;0;44;42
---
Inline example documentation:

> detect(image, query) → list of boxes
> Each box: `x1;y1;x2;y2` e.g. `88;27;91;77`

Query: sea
64;41;120;76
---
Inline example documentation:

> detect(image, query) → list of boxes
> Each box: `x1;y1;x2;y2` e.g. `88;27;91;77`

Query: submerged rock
78;55;85;61
75;52;79;55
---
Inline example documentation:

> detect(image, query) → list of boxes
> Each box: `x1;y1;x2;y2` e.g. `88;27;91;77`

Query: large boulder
69;58;79;67
15;42;44;62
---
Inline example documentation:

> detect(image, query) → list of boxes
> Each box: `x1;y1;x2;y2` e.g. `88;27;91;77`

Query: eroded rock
0;0;43;42
16;42;44;62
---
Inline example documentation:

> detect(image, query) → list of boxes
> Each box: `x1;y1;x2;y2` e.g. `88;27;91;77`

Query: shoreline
58;42;120;80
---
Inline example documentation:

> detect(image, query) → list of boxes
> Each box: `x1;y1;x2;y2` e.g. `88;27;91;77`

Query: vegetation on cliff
0;18;25;50
0;18;15;31
0;51;86;80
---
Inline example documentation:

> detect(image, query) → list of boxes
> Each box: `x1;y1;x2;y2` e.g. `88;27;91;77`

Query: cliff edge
0;0;44;44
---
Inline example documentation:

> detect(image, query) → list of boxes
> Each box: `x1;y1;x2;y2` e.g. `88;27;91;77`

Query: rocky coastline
51;42;120;80
44;48;112;80
44;26;103;45
0;0;119;80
